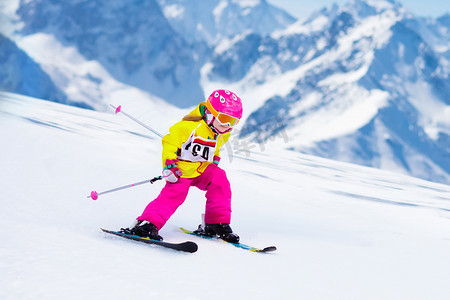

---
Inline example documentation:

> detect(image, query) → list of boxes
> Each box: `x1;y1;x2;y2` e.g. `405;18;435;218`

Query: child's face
213;118;231;133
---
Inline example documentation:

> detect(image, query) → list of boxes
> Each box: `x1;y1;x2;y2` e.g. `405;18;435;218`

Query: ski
101;228;198;253
180;227;276;253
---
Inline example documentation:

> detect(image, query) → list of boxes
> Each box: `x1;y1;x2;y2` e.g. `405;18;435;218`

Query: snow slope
1;92;450;300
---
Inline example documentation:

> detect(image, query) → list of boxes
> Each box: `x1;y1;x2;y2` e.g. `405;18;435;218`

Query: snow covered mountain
1;91;450;300
156;0;296;45
0;34;68;105
12;0;294;107
16;0;204;107
202;0;450;184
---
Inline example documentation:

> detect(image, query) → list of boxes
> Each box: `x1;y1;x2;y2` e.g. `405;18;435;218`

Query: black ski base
101;228;198;253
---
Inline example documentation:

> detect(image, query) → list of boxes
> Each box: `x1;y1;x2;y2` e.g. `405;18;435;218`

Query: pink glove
162;159;182;183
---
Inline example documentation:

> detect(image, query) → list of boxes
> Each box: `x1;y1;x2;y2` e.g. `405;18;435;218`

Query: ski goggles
205;101;240;127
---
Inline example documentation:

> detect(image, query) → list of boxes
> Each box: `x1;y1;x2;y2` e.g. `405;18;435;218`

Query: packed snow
1;92;449;300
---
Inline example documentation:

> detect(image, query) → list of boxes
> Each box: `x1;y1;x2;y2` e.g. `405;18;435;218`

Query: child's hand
162;159;182;183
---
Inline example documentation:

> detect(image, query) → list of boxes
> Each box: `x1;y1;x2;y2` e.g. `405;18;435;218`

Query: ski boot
121;220;163;241
197;223;240;243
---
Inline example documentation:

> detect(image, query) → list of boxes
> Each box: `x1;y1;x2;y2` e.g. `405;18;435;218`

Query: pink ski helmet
205;89;243;128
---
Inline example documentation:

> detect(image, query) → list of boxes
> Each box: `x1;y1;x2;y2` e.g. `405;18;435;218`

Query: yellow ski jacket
161;102;230;178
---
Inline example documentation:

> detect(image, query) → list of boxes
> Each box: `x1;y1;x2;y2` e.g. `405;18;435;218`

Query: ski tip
183;241;199;253
262;246;277;252
179;227;190;233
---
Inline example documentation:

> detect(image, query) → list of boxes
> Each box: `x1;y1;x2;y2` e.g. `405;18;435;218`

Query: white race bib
179;127;217;162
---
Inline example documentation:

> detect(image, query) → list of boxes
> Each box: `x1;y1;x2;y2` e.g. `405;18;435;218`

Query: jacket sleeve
161;121;193;166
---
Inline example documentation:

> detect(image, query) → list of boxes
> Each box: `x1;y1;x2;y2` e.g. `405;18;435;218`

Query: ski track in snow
1;92;450;300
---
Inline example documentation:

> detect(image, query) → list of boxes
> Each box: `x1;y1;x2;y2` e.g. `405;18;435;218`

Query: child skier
123;89;243;243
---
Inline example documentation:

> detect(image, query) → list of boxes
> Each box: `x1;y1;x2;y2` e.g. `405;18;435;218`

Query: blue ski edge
180;227;276;253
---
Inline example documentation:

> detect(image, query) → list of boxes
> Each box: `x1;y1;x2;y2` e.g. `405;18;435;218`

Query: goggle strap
205;101;218;117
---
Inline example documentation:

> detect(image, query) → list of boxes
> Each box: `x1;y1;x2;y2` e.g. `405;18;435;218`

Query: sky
267;0;450;19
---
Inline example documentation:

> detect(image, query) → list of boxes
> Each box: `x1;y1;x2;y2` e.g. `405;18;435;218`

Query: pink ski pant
137;164;232;229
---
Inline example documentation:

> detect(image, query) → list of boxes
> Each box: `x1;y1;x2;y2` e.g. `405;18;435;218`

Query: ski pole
110;104;164;138
88;176;163;200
